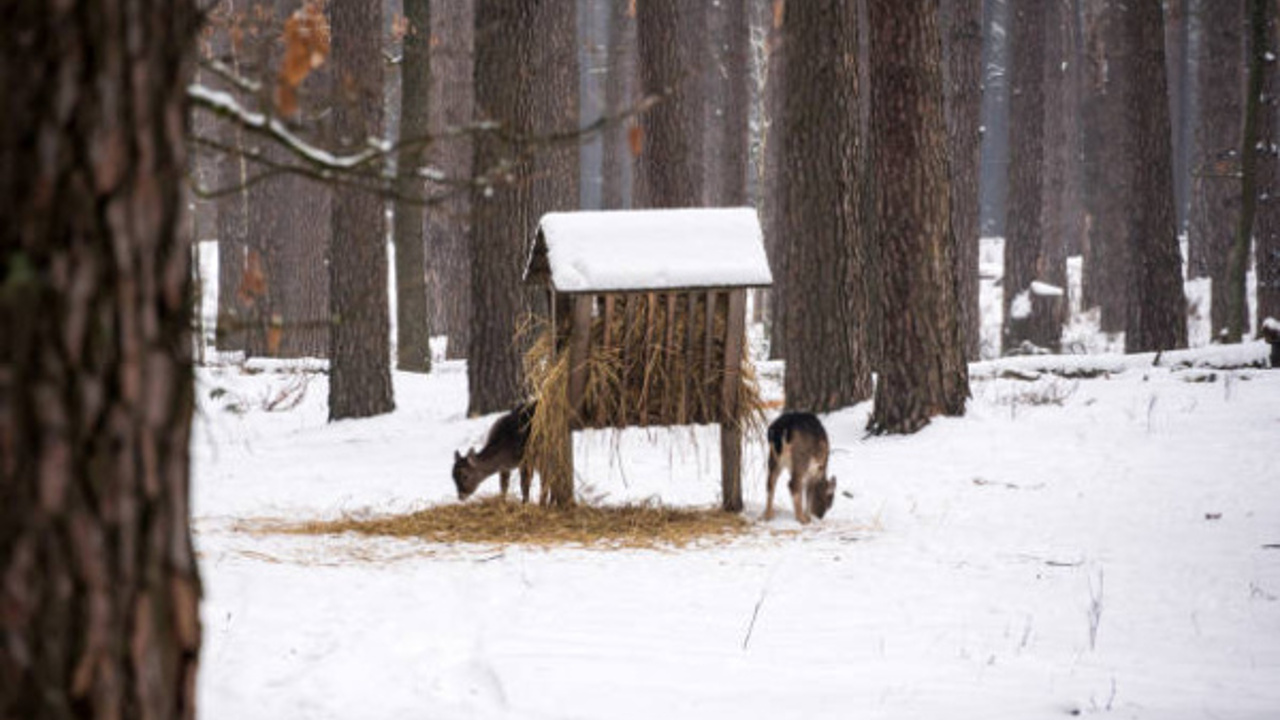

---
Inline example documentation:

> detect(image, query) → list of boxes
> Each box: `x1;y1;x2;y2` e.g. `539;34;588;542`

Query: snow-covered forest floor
193;241;1280;719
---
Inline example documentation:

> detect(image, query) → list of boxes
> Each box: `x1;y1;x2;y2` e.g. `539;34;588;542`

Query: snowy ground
194;341;1280;719
193;237;1280;719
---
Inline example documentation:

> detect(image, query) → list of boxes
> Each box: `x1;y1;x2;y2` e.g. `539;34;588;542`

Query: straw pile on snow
263;496;752;550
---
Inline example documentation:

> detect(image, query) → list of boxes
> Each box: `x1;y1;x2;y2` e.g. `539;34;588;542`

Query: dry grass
520;292;767;499
246;497;755;550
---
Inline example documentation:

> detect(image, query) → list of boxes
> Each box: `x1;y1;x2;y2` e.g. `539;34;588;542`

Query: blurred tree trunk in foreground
0;1;202;717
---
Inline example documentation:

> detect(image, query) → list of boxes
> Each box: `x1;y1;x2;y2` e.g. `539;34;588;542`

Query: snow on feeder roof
525;207;774;293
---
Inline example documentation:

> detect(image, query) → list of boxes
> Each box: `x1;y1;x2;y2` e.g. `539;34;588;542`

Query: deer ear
454;450;462;462
466;449;477;464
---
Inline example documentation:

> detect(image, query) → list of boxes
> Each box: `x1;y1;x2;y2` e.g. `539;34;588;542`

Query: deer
764;412;837;524
451;401;544;504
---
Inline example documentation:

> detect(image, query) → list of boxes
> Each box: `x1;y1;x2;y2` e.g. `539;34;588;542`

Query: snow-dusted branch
189;84;383;171
187;79;664;203
197;57;262;95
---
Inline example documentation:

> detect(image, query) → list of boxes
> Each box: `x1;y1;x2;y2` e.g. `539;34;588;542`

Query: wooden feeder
522;207;773;512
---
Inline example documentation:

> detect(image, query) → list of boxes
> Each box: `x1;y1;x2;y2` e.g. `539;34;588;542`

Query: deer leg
519;463;532;504
764;452;782;521
499;471;510;499
788;462;809;524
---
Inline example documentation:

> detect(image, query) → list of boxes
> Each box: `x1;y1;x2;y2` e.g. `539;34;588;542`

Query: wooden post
567;295;594;412
720;290;747;512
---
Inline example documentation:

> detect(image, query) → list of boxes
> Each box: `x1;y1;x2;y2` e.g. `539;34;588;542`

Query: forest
3;1;1279;718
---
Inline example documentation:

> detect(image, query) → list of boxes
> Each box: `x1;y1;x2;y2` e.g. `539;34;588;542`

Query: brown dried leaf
628;124;644;159
275;0;330;116
238;248;267;308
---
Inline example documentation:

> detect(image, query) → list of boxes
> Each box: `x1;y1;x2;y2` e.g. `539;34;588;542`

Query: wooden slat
619;294;637;427
662;293;677;420
567;295;594;419
721;289;747;420
703;290;716;400
639;292;657;425
682;292;699;425
603;295;615;348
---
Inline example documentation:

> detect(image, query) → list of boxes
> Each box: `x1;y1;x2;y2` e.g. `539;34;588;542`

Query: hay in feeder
521;291;766;496
259;496;752;550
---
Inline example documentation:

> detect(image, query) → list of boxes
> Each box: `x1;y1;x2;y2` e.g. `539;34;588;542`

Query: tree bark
329;0;396;420
635;0;706;207
763;1;788;360
1124;0;1189;352
601;0;637;210
394;0;433;372
213;0;259;354
1166;0;1195;232
1189;0;1246;339
1256;0;1280;324
867;0;970;434
427;0;474;359
979;0;1011;239
1081;0;1133;332
1037;0;1078;341
705;0;752;208
0;2;202;717
1003;0;1063;353
1226;0;1270;341
468;0;537;417
780;0;872;413
942;0;984;361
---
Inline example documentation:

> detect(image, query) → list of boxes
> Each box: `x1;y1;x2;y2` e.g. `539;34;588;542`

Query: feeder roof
526;207;774;293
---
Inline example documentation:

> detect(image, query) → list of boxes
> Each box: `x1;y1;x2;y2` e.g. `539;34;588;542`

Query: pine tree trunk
979;0;1011;240
427;0;474;359
1226;0;1270;341
942;0;983;361
780;0;872;413
1124;0;1189;352
214;0;256;354
1256;0;1280;324
1038;0;1076;340
395;0;434;373
601;0;637;210
636;0;706;207
1189;0;1246;339
530;1;581;220
266;0;331;360
468;0;537;416
705;0;751;208
1081;0;1133;333
1003;0;1062;353
329;0;396;420
867;0;970;434
1166;0;1195;231
763;2;788;360
0;2;202;717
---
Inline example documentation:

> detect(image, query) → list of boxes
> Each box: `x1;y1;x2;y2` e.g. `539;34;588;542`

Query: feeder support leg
720;423;743;513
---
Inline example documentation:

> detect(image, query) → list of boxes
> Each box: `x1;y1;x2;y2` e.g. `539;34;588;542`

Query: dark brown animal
765;412;837;523
452;402;543;503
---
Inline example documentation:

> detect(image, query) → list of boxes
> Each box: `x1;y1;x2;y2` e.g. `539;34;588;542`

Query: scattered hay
254;497;754;550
